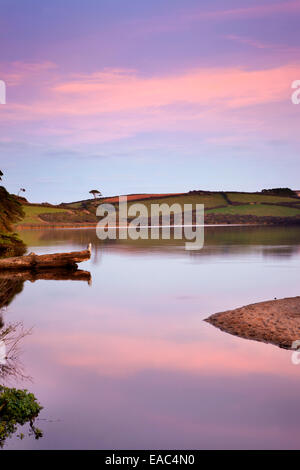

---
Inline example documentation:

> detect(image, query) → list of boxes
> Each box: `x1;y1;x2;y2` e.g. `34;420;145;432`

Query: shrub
0;186;24;232
0;386;43;447
261;188;297;197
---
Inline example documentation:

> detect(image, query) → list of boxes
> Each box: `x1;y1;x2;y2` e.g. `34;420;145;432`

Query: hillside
16;190;300;228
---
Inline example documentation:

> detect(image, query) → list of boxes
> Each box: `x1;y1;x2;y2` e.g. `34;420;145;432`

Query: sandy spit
205;296;300;350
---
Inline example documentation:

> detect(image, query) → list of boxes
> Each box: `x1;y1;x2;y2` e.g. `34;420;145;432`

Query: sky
0;0;300;203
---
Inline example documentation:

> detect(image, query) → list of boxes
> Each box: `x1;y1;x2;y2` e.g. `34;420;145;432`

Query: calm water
2;226;300;450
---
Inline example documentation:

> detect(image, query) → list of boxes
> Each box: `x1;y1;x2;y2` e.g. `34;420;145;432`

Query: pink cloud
0;61;57;86
6;63;300;114
1;62;300;145
31;328;294;378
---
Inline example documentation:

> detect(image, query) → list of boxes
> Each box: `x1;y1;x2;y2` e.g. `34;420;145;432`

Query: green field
207;204;300;217
63;201;83;209
21;205;69;224
226;192;299;204
124;193;226;212
16;191;300;226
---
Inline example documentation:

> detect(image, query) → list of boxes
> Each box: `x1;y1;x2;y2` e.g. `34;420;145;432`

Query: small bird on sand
87;243;92;254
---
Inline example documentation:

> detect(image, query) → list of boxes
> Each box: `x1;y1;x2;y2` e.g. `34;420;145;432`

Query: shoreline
15;221;300;230
15;223;268;230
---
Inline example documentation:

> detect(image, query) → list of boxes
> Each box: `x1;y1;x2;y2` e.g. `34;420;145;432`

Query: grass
124;193;226;211
21;205;69;224
19;204;97;225
207;204;300;217
16;192;300;226
226;192;298;204
65;193;226;210
63;202;82;209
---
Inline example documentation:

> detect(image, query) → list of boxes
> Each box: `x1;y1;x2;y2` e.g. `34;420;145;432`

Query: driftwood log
0;247;91;271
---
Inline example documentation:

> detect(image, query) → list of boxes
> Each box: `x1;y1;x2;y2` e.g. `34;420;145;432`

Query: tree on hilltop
89;189;102;199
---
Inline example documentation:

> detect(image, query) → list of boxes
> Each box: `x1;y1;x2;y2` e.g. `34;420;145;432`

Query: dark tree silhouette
89;189;102;199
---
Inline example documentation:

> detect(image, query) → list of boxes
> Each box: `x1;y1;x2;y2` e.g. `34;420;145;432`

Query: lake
2;226;300;449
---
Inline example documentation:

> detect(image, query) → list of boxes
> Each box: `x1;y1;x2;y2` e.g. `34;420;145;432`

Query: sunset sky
0;0;300;203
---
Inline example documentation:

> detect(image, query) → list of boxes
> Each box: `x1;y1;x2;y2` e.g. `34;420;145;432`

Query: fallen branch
0;246;91;271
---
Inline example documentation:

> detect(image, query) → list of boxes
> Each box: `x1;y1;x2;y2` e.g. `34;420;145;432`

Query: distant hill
16;190;300;228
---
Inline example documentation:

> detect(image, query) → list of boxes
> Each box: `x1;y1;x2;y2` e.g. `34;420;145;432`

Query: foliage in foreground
0;231;26;258
0;386;43;447
0;181;26;257
0;186;24;233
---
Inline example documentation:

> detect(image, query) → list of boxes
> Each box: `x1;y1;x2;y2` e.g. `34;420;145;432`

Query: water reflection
0;267;92;448
0;278;27;377
0;278;24;310
0;279;43;447
0;269;91;283
0;266;91;381
18;225;300;259
2;226;300;449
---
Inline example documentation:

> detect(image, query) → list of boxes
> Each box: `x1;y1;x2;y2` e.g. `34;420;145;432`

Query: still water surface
2;226;300;449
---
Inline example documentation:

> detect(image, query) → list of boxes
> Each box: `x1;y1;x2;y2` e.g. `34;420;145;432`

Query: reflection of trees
0;268;91;372
0;279;24;310
0;268;91;384
262;246;299;258
18;226;300;261
0;267;92;447
0;266;91;447
0;278;28;383
0;278;43;447
0;322;32;382
0;320;43;447
0;278;24;334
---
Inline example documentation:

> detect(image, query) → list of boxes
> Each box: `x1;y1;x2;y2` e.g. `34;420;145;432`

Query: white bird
87;243;92;255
